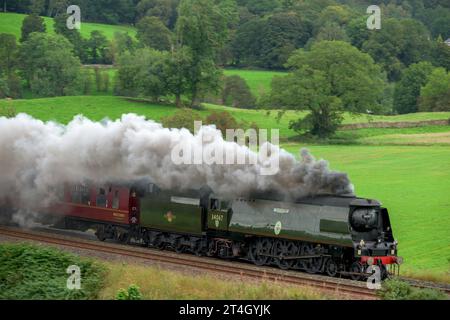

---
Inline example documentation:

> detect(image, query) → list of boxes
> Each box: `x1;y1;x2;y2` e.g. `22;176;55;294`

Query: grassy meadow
0;12;136;40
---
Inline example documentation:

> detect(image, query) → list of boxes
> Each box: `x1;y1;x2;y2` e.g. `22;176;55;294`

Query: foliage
19;33;83;97
161;108;203;132
0;33;19;76
115;285;142;300
269;41;385;137
109;32;137;65
175;0;230;106
419;68;450;112
394;62;435;114
136;0;180;28
378;279;446;300
136;16;173;51
0;243;105;299
361;19;431;81
53;13;89;63
20;14;46;42
222;75;256;109
205;111;239;134
87;30;112;64
232;12;311;69
0;105;17;117
115;48;170;101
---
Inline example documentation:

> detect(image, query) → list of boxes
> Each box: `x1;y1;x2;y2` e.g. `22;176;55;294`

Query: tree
419;68;450;112
175;0;229;107
269;41;385;137
19;33;83;97
115;48;170;101
393;62;434;114
54;13;89;63
136;0;179;29
87;31;111;64
136;16;173;51
109;32;137;65
232;12;312;69
0;33;18;76
431;37;450;71
222;75;256;109
20;14;46;42
362;19;431;81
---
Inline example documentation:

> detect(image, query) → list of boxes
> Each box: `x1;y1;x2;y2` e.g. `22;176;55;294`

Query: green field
224;69;287;97
1;95;450;276
0;12;136;40
2;96;450;142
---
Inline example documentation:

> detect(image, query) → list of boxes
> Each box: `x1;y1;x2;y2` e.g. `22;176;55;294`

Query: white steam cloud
0;113;354;214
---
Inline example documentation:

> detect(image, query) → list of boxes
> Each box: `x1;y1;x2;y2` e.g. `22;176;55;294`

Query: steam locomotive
33;182;402;280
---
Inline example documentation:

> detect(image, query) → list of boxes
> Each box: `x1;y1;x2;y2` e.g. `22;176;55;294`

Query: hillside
0;12;136;40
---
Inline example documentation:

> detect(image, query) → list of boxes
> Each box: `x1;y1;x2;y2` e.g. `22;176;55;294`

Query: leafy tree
345;16;369;49
20;14;46;42
19;33;83;97
164;46;193;107
233;12;312;69
269;41;385;137
222;75;256;109
54;13;89;63
87;31;111;64
109;32;137;65
431;37;450;71
419;68;450;112
362;19;431;81
136;16;173;51
393;62;434;114
115;48;170;101
175;0;229;106
136;0;179;28
0;33;18;76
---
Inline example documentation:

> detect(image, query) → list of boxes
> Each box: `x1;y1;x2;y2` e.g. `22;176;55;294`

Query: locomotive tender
46;182;401;280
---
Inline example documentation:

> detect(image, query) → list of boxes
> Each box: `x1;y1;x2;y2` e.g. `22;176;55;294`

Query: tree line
1;0;449;138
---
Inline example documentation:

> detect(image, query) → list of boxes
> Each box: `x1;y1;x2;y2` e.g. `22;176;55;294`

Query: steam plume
0;113;354;216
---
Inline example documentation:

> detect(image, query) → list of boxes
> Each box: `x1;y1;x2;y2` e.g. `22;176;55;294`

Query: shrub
161;108;204;133
378;279;447;300
205;111;239;135
222;75;257;109
0;105;17;118
115;285;142;300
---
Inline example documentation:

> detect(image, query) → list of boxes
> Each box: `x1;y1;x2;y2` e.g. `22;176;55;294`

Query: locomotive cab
349;199;400;267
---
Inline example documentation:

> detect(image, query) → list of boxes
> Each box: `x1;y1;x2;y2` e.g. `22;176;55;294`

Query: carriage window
112;190;120;209
96;188;107;207
71;185;90;205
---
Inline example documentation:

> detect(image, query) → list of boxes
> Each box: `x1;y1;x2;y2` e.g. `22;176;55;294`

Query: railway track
0;225;378;299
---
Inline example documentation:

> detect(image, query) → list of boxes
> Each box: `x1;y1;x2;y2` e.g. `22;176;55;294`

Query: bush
115;285;142;300
378;279;447;300
161;108;204;133
0;105;17;118
205;111;239;135
222;75;257;109
0;243;106;299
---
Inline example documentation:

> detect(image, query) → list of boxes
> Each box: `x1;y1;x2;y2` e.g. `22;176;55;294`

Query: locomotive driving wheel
297;243;323;274
350;261;364;281
273;240;298;270
249;238;271;266
325;258;339;277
